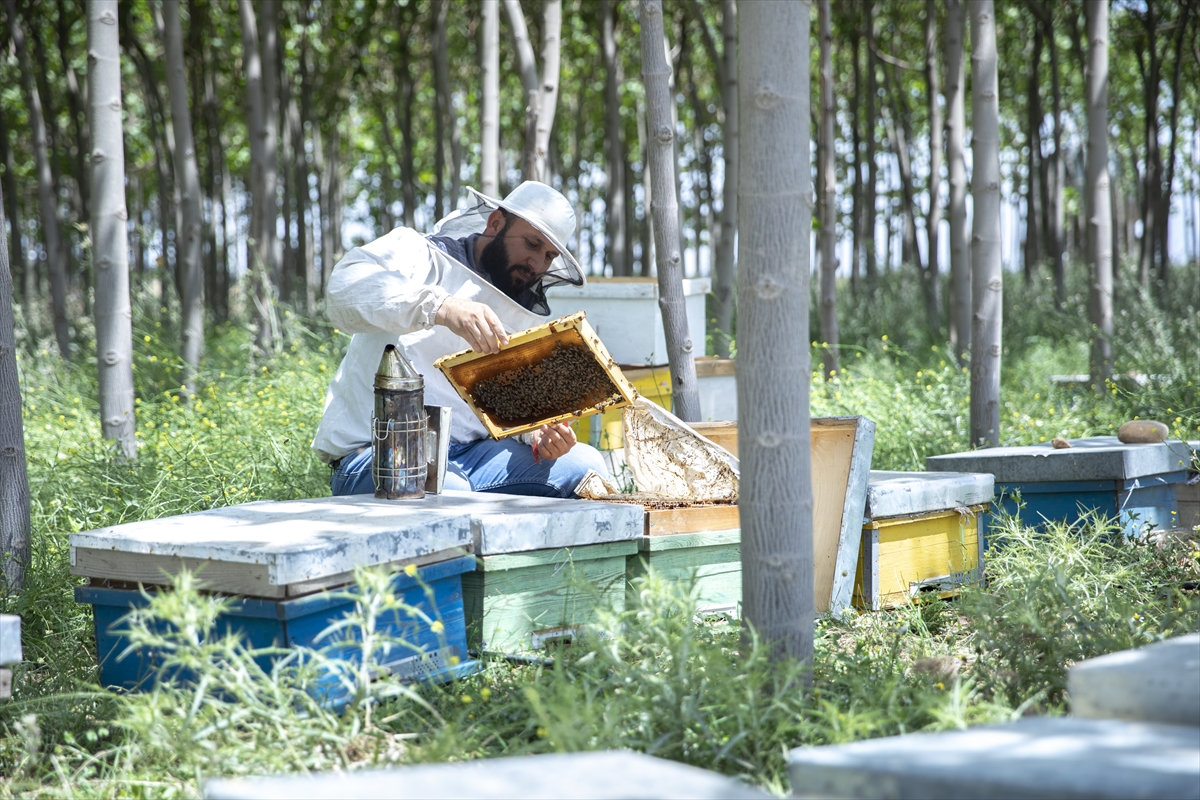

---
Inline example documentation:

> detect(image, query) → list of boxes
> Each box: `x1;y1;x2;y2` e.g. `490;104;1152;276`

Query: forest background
0;0;1198;795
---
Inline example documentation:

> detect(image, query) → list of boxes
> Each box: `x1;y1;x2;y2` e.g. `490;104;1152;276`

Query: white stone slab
865;471;994;520
203;750;770;799
419;490;643;556
1070;634;1200;727
69;496;474;587
547;277;710;366
926;437;1197;483
788;716;1200;800
0;615;20;666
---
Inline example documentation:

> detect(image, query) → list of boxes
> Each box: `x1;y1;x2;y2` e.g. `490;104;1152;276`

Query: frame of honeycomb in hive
433;312;640;440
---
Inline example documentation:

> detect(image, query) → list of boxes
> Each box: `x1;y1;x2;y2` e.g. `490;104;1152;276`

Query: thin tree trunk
1156;3;1192;287
57;0;90;228
262;2;280;281
864;3;878;294
0;105;25;312
239;0;276;354
1086;0;1113;388
849;26;862;300
602;0;628;276
969;0;1002;449
1025;26;1044;280
162;0;204;395
712;0;737;355
399;43;417;229
0;172;31;593
946;0;969;364
640;0;700;421
481;0;500;197
818;0;838;379
536;0;563;183
504;0;542;182
925;0;943;325
737;0;814;668
9;0;70;357
89;0;137;458
432;0;449;217
298;21;315;311
881;64;925;277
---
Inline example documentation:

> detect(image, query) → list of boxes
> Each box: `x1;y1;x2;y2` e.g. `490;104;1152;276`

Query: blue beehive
77;555;477;704
927;437;1196;536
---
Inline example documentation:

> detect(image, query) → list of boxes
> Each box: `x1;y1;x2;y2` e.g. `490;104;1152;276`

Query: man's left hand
532;423;576;462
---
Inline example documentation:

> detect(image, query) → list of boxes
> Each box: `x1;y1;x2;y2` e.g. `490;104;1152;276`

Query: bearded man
312;181;609;497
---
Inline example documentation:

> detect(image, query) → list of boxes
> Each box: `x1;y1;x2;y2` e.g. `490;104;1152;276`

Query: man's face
479;213;562;299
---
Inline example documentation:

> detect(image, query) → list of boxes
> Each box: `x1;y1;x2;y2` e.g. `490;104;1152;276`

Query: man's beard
479;235;535;301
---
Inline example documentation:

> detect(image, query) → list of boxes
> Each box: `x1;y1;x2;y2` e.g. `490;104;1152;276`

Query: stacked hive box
70;496;479;702
927;437;1196;537
431;492;643;653
853;471;994;611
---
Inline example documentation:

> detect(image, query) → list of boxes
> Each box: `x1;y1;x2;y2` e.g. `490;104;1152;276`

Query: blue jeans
330;438;609;498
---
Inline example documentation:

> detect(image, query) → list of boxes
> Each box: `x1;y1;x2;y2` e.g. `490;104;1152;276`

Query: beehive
434;312;638;440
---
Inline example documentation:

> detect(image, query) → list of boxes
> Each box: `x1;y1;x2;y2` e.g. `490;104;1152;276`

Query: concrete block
865;471;994;519
787;716;1200;800
0;615;19;666
926;437;1197;483
203;750;770;799
1069;633;1200;727
419;490;644;556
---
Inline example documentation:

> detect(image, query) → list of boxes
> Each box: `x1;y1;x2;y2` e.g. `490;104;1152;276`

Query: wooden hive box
927;437;1196;537
442;492;644;653
68;496;481;702
853;471;995;611
433;312;638;440
624;416;876;617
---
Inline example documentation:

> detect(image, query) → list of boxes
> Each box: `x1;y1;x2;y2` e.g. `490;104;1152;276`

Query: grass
1;267;1198;796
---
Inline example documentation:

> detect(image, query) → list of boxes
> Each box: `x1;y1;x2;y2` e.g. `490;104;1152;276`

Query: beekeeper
312;181;610;497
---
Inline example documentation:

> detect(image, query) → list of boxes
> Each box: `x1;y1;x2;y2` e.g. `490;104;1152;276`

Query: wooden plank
645;505;740;536
691;422;738;457
73;545;474;600
640;529;740;551
694;357;736;378
478;540;637;573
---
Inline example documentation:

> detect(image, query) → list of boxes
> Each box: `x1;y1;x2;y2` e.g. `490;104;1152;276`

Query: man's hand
436;296;509;354
532;423;576;462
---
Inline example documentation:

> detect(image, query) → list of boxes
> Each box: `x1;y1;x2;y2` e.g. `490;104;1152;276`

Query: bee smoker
372;344;427;499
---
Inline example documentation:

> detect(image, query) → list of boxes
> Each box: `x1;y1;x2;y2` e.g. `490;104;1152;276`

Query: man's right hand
435;296;509;354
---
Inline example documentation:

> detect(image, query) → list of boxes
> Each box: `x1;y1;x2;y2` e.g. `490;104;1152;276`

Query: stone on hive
1119;419;1170;444
1069;633;1200;727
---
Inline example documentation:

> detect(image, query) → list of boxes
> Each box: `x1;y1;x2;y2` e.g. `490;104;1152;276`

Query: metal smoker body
372;344;427;499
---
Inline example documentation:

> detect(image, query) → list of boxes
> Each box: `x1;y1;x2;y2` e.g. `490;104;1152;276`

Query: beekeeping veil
430;181;586;315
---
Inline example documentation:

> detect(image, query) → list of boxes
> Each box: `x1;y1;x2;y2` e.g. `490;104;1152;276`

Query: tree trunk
503;0;542;182
882;65;926;279
536;0;563;184
925;0;943;319
239;0;276;354
162;0;205;395
8;0;70;358
712;0;738;355
864;3;878;294
850;25;861;299
432;0;449;217
1048;20;1065;305
640;0;700;422
1024;26;1044;280
1086;0;1113;388
737;0;814;668
481;0;501;197
969;0;1002;449
56;0;90;230
399;44;417;229
0;105;25;312
818;0;838;380
1156;3;1192;288
946;0;969;364
602;0;629;276
0;174;30;593
298;23;315;311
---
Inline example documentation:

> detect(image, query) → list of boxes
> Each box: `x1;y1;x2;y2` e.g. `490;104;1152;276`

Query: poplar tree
88;0;136;459
0;182;30;593
945;0;970;364
1086;0;1113;387
737;0;814;666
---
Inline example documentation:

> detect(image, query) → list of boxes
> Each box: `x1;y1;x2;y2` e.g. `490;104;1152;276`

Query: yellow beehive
433;312;638;440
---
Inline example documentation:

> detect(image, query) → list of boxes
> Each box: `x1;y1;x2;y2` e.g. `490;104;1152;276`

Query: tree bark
239;0;277;354
8;0;70;358
864;2;878;294
57;0;90;229
1086;0;1113;388
969;0;1002;449
713;0;738;356
850;24;861;299
817;0;838;379
1156;3;1193;287
432;0;449;217
946;0;969;364
481;0;501;197
1024;26;1044;280
0;177;30;594
924;0;943;322
601;0;628;276
0;105;25;312
737;0;814;668
162;0;205;395
640;0;700;422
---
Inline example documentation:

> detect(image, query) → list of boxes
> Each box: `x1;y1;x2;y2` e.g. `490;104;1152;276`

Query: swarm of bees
473;343;618;424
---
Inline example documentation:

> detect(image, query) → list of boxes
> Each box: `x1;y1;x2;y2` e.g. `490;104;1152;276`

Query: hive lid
433;312;638;439
925;437;1197;483
865;471;995;520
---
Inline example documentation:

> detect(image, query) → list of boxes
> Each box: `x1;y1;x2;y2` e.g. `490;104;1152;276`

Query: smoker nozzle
375;343;423;391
